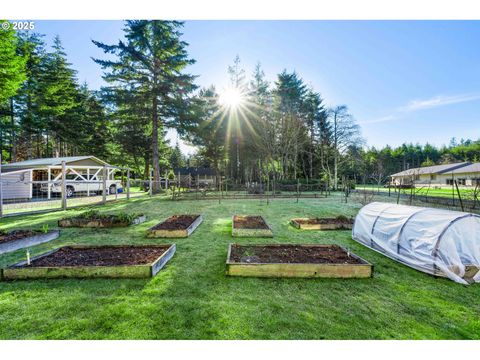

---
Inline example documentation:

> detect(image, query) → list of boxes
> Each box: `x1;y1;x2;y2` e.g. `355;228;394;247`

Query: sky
29;20;480;155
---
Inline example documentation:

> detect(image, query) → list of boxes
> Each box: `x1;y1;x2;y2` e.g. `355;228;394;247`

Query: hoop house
352;202;480;284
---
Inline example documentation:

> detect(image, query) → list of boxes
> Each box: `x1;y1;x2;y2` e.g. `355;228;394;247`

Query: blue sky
31;20;480;153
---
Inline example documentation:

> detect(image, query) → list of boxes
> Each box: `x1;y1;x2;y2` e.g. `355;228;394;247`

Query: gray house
391;162;480;188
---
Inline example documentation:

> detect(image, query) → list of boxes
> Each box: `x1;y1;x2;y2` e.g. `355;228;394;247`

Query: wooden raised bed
290;216;353;230
147;215;203;238
1;244;175;280
0;230;60;255
58;214;146;228
232;215;273;237
226;244;372;278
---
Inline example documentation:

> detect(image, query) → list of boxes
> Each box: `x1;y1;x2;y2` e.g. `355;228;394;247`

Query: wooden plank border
147;215;203;238
0;230;60;255
2;244;175;280
225;243;373;278
231;215;273;238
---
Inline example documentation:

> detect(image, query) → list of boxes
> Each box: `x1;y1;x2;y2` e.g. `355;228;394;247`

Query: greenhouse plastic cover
352;202;480;284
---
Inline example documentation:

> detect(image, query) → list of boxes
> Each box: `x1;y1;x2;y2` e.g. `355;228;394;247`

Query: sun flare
219;87;244;109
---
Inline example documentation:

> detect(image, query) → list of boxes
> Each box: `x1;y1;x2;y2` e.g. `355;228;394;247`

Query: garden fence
167;177;329;201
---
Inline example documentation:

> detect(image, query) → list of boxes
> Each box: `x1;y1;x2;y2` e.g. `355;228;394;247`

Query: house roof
447;162;480;174
391;162;471;177
1;156;108;170
174;167;216;176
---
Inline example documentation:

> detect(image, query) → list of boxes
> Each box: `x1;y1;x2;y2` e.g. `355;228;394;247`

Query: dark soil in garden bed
295;216;353;225
150;215;200;230
0;230;43;244
20;246;170;267
230;244;363;264
233;216;269;229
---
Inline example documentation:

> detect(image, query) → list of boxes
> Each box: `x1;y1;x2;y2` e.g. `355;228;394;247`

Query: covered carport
0;156;117;201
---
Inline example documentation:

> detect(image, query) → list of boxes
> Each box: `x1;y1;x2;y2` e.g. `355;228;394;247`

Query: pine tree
14;32;48;159
0;21;27;160
169;142;185;170
187;86;226;176
93;20;197;192
38;36;79;157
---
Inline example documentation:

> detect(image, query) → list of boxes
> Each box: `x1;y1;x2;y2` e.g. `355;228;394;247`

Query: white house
390;162;480;188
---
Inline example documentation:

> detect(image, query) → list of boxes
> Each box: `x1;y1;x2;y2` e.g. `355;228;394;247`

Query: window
430;174;437;180
446;179;453;185
457;178;466;186
414;175;420;181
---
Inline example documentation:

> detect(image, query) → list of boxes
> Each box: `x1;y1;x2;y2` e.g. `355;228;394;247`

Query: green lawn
356;184;476;199
0;195;479;339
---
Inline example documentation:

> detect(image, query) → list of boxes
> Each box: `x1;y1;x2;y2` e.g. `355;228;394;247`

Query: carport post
102;165;107;204
86;168;90;197
126;169;130;200
47;166;51;200
61;161;67;210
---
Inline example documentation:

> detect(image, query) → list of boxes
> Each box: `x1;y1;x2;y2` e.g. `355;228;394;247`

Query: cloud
402;93;480;111
361;92;480;125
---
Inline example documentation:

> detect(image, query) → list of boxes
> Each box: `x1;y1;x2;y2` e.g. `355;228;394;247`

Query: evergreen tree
37;35;79;157
0;21;27;160
169;142;185;170
14;32;48;159
93;20;197;192
186;86;226;176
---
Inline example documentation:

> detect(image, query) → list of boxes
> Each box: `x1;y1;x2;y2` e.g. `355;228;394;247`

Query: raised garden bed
58;210;146;228
232;215;273;237
226;244;372;278
1;244;175;280
0;229;60;255
147;215;203;238
290;215;353;230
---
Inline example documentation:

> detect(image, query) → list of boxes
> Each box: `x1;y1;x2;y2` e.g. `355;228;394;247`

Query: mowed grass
0;195;479;339
357;184;476;199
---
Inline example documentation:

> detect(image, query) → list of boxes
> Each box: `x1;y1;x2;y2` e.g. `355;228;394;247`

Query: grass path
0;195;478;339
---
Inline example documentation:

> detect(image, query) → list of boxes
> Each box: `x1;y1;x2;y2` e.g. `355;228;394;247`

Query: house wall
0;170;32;200
392;172;480;188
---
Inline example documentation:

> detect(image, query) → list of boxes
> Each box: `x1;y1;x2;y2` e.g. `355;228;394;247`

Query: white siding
1;170;32;200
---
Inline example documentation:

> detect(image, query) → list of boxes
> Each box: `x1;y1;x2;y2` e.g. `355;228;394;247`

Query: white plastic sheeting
352;202;480;284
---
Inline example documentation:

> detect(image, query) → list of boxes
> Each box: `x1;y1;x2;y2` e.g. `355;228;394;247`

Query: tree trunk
143;156;150;180
151;95;161;193
334;151;338;190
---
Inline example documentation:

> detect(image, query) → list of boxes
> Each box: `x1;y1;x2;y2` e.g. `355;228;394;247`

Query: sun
219;87;244;109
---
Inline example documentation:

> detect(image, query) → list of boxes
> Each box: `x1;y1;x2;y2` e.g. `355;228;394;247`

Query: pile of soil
230;244;362;264
21;246;170;267
150;215;200;231
77;215;127;224
233;216;269;229
295;217;353;225
0;230;42;245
